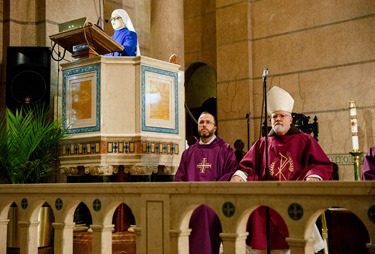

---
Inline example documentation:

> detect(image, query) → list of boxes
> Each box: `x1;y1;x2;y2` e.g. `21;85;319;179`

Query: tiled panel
61;140;179;156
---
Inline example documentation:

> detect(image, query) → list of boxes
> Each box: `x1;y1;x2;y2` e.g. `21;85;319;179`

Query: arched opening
111;203;136;253
185;62;217;140
7;201;54;253
245;206;289;252
323;207;370;254
187;204;223;254
73;202;92;254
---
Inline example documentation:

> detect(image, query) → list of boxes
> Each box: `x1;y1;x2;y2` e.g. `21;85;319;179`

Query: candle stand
349;151;363;181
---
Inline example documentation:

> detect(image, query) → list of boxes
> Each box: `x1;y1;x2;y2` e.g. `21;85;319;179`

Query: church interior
0;0;374;253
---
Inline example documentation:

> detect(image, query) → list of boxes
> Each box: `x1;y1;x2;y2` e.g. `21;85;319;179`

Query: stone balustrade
0;181;374;254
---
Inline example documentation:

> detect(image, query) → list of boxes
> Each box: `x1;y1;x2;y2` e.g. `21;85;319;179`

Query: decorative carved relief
157;165;176;175
124;165;158;175
85;165;114;175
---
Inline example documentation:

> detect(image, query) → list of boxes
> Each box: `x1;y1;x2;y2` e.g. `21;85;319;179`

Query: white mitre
267;86;294;115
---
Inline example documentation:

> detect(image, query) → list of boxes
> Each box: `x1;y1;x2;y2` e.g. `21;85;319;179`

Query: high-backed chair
261;112;319;141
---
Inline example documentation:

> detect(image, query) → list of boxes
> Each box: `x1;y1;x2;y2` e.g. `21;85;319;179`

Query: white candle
349;101;359;151
352;135;359;151
350;117;358;133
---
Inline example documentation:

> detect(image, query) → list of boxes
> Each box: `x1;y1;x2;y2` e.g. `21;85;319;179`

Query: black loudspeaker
6;46;51;110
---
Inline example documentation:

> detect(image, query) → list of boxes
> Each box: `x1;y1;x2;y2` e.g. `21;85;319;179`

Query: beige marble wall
184;0;375;180
215;0;253;154
150;0;185;66
184;0;217;69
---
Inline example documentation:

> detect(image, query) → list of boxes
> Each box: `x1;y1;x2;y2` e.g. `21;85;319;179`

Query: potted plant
0;105;66;252
0;105;66;184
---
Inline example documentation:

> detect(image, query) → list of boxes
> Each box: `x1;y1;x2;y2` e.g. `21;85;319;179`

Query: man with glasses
175;111;238;254
231;86;333;254
105;9;140;56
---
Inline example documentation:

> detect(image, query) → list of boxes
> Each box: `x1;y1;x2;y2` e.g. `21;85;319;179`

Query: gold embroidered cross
275;152;294;180
197;158;211;173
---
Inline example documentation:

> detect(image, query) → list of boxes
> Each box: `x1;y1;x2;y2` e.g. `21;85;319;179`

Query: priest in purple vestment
362;145;375;180
231;86;333;253
175;111;238;254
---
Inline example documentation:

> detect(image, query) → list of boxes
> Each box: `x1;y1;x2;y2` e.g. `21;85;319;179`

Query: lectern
49;23;123;60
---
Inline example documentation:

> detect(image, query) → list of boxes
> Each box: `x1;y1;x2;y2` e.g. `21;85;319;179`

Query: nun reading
105;9;140;56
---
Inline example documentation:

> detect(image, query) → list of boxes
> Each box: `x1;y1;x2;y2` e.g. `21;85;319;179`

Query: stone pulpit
58;55;184;181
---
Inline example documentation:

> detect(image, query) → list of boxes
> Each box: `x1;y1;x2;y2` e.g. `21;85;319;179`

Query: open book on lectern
49;18;123;59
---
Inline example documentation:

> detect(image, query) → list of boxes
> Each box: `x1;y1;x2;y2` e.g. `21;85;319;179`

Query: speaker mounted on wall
6;46;51;111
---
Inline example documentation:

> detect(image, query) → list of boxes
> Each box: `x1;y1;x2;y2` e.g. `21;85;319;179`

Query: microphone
262;68;269;80
105;19;109;23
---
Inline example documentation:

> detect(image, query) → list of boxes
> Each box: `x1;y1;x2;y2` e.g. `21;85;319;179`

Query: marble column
0;219;9;254
169;228;191;254
52;222;75;254
287;236;315;254
91;224;114;254
150;0;184;68
18;220;39;254
367;244;375;254
220;232;249;254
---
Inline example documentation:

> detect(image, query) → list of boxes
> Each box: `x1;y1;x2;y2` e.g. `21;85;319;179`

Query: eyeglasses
110;16;122;21
271;114;291;120
198;120;215;126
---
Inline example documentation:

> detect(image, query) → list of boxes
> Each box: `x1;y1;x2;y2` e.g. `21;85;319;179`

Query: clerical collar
199;135;217;145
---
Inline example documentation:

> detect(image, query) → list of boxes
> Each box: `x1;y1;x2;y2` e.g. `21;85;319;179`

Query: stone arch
321;206;372;253
17;199;46;222
175;202;224;253
184;62;217;139
0;200;13;220
7;200;55;250
55;199;82;224
73;201;93;227
232;206;257;235
90;200;122;226
177;203;200;230
246;205;290;249
111;202;136;232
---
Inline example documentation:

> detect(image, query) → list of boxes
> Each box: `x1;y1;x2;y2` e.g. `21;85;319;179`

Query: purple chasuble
238;126;333;250
362;145;375;180
175;138;238;254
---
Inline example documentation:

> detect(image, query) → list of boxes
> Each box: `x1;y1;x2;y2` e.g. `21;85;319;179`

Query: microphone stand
262;68;271;254
246;112;250;151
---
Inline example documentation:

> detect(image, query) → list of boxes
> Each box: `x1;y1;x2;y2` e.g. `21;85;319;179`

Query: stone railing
0;181;374;254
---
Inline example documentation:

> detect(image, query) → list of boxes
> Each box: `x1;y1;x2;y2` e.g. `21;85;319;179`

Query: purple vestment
362;146;375;180
238;126;333;250
105;27;137;56
175;137;238;254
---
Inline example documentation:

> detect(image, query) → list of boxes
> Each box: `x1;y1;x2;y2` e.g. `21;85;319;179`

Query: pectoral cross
197;158;211;173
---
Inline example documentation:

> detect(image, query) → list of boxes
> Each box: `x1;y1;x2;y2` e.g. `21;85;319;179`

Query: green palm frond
0;105;66;184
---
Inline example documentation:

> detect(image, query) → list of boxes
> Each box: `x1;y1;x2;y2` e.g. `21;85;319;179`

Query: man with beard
175;111;238;254
231;86;333;254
